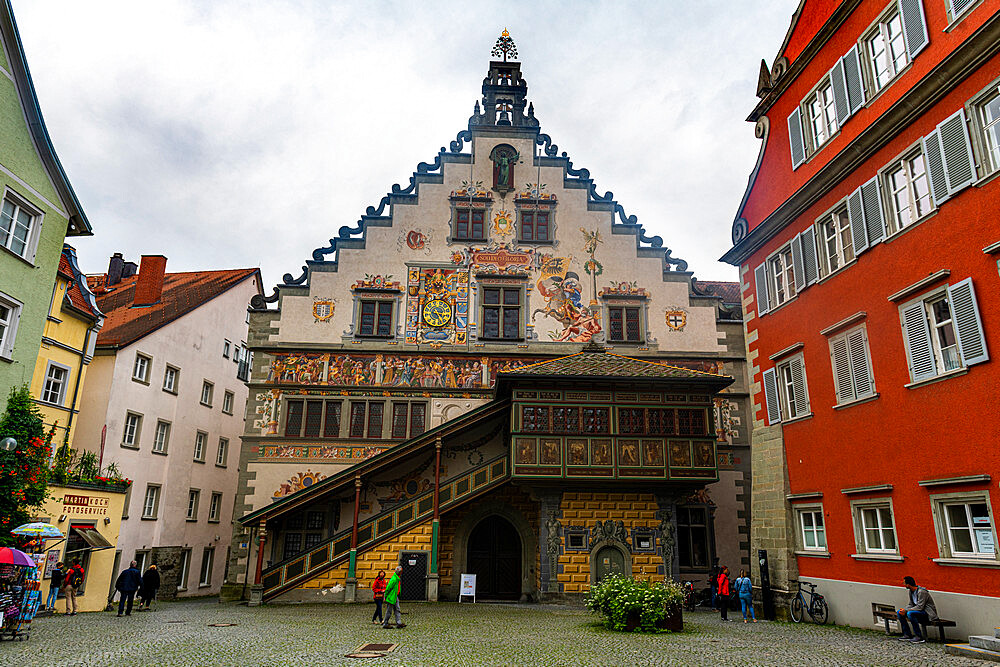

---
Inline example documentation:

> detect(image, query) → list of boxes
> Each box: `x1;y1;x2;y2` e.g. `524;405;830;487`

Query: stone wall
151;546;183;601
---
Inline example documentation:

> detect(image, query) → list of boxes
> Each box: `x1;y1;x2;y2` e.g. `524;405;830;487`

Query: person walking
371;570;387;624
46;561;64;611
716;565;731;622
114;560;143;616
735;569;757;623
63;559;85;615
896;576;938;643
381;565;405;629
139;564;160;610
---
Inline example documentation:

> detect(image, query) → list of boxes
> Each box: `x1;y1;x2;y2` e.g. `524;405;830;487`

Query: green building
0;0;92;394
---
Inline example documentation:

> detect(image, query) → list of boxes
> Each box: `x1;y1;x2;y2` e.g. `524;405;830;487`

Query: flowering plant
0;387;51;547
585;574;685;633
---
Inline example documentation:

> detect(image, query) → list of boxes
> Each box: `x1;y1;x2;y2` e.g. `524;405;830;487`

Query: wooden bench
873;609;957;642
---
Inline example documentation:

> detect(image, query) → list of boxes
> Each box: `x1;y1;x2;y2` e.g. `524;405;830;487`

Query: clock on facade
422;299;452;327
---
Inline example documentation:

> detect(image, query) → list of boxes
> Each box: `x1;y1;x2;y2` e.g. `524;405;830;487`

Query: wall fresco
404;267;469;345
532;254;602;342
265;352;542;389
273;470;328;500
261;444;388;462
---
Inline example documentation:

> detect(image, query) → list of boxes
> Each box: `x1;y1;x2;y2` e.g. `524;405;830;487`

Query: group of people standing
371;566;405;629
714;565;757;623
45;560;85;615
113;560;160;616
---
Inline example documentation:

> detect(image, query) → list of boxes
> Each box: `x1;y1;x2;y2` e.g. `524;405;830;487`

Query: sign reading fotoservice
62;494;110;516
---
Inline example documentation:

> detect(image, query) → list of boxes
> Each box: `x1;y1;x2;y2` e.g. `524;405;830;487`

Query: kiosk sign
459;573;476;603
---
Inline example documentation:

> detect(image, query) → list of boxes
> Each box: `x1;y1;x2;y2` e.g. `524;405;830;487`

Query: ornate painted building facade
224;37;750;603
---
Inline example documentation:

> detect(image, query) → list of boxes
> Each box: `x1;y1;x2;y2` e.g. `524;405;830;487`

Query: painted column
428;437;443;602
249;522;267;606
346;476;362;602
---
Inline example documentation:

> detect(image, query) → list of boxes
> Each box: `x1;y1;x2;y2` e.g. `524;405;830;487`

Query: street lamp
0;437;16;452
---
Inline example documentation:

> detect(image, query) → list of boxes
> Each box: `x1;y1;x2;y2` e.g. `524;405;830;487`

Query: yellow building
30;244;103;450
36;483;128;613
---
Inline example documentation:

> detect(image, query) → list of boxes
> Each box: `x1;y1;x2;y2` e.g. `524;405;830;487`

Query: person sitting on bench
897;576;938;643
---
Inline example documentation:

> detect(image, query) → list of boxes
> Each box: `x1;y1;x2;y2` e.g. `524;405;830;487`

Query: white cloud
13;0;795;285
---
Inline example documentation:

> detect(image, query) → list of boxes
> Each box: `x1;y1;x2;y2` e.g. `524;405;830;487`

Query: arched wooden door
466;515;521;599
594;546;625;583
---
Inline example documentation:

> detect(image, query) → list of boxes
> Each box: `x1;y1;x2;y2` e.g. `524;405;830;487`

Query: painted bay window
357;300;394;338
607;306;641;343
899;279;988;384
884;149;932;233
829;325;876;406
864;6;908;93
481;286;522;340
819;207;854;275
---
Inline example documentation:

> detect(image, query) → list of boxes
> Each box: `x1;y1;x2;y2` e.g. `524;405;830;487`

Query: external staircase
260;453;509;601
946;626;1000;662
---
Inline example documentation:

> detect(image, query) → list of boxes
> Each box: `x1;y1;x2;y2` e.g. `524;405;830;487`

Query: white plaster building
74;253;262;597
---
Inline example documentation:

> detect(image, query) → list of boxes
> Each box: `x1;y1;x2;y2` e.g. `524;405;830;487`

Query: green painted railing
261;454;509;601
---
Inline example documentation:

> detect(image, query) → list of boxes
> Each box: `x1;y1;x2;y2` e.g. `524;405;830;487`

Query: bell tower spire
470;29;538;129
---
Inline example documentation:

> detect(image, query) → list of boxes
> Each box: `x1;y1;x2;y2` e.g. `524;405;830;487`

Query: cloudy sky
14;0;794;286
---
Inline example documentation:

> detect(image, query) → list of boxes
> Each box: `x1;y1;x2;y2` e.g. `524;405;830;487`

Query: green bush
585;574;684;633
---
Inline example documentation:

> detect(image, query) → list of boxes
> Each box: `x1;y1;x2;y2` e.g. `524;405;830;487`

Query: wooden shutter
949;0;977;20
754;263;770;315
788;356;809;416
830;335;855;404
799;227;820;286
900;301;936;382
847;187;868;255
899;0;929;58
788;108;806;169
937;110;977;195
829;60;850;126
922;130;950;205
791;235;806;292
762;368;781;424
846;328;874;398
841;45;866;116
860;176;886;247
947;278;989;366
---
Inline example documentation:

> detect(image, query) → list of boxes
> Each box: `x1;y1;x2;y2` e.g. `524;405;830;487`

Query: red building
722;0;1000;637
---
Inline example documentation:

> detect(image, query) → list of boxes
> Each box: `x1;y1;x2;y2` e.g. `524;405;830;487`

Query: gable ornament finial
491;28;518;62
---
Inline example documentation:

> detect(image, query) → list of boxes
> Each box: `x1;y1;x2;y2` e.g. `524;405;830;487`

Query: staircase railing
261;453;509;600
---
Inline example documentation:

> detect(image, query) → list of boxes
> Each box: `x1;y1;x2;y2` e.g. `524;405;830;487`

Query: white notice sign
459;573;476;603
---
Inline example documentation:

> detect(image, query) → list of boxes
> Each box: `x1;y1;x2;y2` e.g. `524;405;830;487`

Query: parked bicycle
789;581;828;624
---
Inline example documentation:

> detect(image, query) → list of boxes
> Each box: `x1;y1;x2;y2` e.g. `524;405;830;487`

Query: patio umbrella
0;547;35;567
11;522;63;539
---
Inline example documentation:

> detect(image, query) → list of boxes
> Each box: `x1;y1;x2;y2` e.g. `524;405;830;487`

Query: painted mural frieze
272;470;327;500
261;444;388;462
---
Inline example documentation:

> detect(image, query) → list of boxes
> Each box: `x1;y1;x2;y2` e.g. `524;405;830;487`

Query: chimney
107;253;125;286
133;255;167;306
122;262;138;279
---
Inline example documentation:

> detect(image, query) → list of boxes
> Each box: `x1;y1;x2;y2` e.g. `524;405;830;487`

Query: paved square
2;600;985;666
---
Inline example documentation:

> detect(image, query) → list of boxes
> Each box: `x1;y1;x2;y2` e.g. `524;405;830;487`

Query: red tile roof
693;280;741;304
88;268;260;348
498;348;730;381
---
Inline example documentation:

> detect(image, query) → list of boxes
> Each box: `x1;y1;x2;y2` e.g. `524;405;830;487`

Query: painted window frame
162;365;179;394
966;76;1000;178
283;398;343;438
152;419;171;455
815;206;855;277
222;390;234;415
194;431;207;462
141;484;161;520
0;189;43;263
606;304;644;344
186;488;200;521
802;76;840;153
208;492;222;523
390;401;428;440
881;145;934;236
517;208;552;243
862;3;909;96
929;490;998;562
0;291;23;360
774;353;811;420
132;353;151;384
851;498;899;555
200;380;214;407
795;504;829;553
122;411;143;449
767;243;797;309
478;281;525;341
40;360;71;406
347;400;385;439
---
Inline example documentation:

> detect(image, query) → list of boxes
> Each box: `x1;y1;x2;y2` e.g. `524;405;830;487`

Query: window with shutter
860;176;886;246
937;110;977;195
761;367;781;425
922;130;949;205
768;245;797;308
829;60;850;126
947;0;978;22
846;327;875;399
972;85;1000;175
846;188;868;255
841;45;866;114
788;108;806;169
947;278;989;366
899;0;929;58
775;354;810;420
818;208;854;276
791;235;806;292
754;263;770;315
799;227;820;286
883;150;932;235
830;335;855;404
803;80;839;152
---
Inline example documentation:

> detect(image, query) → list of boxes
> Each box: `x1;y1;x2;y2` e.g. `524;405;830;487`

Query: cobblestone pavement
0;599;985;666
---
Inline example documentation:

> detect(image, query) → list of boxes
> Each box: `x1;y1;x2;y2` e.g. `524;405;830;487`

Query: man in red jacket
717;565;731;622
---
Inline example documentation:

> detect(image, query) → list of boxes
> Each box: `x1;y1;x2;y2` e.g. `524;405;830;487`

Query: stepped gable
252;40;690;309
88;268;259;348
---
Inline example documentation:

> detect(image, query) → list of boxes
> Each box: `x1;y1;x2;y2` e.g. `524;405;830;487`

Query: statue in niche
490;144;519;194
545;514;561;570
659;509;676;580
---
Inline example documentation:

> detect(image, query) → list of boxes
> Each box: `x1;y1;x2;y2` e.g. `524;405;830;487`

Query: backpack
69;567;83;588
